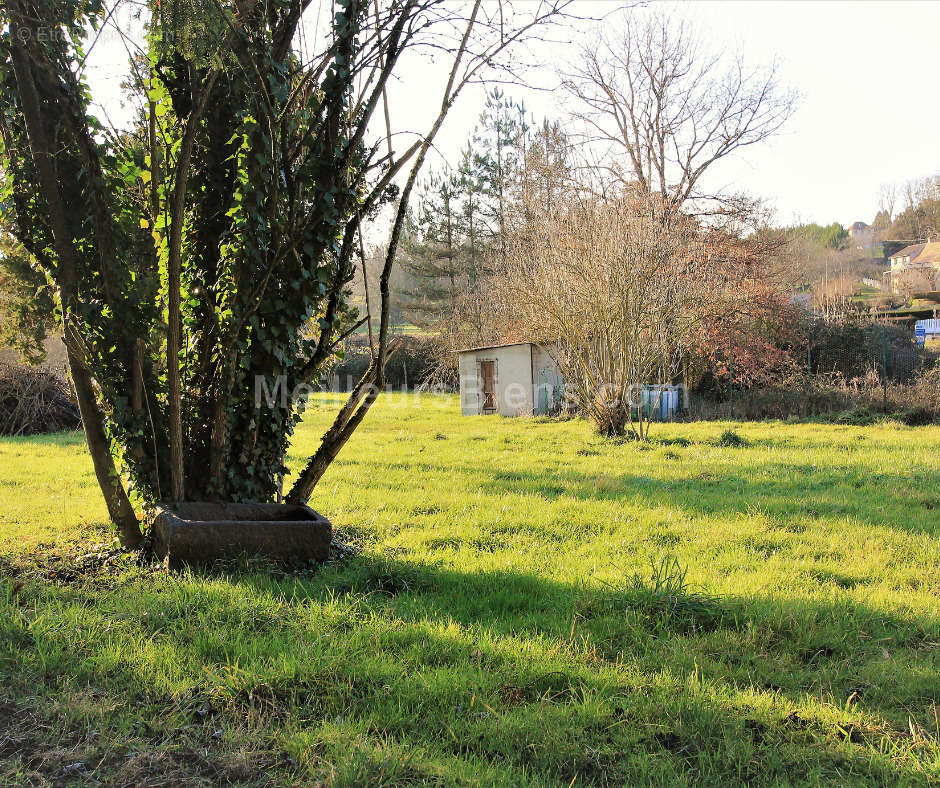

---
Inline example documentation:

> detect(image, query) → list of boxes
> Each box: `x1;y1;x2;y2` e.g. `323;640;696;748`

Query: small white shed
457;341;563;417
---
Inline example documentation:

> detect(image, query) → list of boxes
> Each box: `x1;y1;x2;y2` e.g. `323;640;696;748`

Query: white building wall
457;351;483;416
458;343;535;416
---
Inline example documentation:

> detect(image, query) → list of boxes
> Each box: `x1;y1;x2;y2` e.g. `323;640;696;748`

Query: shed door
480;360;496;413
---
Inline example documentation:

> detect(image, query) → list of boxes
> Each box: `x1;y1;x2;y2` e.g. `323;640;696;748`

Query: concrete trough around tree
151;502;331;566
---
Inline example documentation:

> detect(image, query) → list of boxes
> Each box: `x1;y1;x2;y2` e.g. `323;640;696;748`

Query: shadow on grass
4;545;938;786
199;550;940;784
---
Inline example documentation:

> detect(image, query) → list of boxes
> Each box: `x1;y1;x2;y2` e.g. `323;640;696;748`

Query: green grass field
1;394;938;785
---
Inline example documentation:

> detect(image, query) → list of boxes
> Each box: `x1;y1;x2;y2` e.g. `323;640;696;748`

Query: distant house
847;221;874;249
457;341;562;417
884;240;940;295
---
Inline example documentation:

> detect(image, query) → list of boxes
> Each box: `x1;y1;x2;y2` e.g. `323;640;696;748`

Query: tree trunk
288;0;481;504
286;370;380;503
65;337;143;547
8;9;141;547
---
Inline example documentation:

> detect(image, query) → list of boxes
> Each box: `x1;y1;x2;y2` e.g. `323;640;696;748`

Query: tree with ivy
0;0;567;548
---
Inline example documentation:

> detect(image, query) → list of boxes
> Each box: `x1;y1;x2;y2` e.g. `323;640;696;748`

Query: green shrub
716;429;748;447
899;407;935;427
835;407;877;426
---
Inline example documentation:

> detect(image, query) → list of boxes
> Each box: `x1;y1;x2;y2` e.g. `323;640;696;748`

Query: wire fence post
805;328;812;418
728;339;734;419
881;324;888;412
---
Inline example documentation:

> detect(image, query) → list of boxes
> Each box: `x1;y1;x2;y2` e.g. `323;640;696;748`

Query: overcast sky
676;0;940;227
85;0;940;228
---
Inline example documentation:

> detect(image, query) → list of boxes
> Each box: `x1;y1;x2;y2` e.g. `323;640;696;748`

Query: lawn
1;394;938;786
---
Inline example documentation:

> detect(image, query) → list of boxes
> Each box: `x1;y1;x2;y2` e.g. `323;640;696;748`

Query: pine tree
472;89;529;255
521;119;573;217
399;92;533;344
400;170;464;328
455;142;489;280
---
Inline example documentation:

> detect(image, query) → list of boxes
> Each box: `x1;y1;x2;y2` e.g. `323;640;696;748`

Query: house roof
890;242;926;261
913;241;940;264
456;340;534;354
849;221;869;231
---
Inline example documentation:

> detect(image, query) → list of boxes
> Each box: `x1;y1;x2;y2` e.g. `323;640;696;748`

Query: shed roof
456;340;534;354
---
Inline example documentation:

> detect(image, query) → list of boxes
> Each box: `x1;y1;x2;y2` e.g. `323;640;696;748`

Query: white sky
85;0;940;228
677;0;940;227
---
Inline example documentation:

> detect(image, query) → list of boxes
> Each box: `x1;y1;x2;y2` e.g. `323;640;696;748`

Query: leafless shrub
0;362;80;435
494;192;718;438
689;362;940;422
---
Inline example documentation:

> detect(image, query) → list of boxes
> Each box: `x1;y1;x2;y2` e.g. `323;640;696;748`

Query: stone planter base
151;502;331;566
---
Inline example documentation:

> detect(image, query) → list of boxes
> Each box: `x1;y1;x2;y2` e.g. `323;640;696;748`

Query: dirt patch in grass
0;539;163;589
0;695;292;787
497;671;579;707
1;532;364;594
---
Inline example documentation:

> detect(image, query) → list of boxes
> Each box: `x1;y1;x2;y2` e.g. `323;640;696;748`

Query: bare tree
495;191;716;438
877;182;898;224
562;11;796;218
